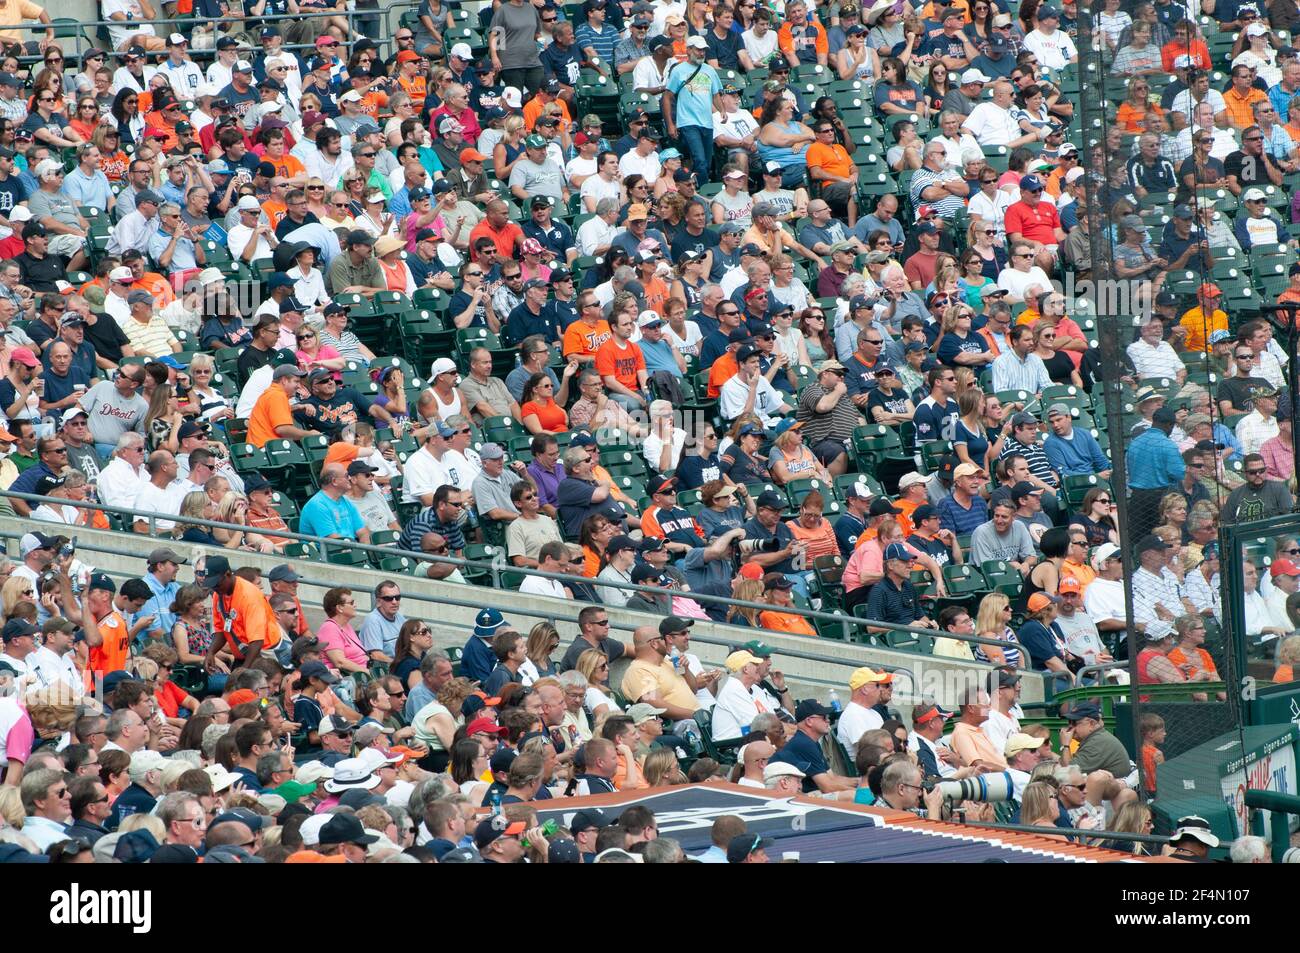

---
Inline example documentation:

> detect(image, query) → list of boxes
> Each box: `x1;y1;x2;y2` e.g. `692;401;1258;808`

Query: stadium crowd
0;0;1286;862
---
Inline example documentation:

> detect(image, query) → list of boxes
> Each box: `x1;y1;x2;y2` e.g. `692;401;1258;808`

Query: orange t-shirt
1160;39;1209;72
1141;742;1160;794
894;497;920;539
89;610;130;677
324;442;360;469
594;338;646;393
758;608;818;636
777;20;828;59
612;751;648;790
248;385;294;447
1168;645;1218;677
359;90;389;120
397;73;428;111
707;351;738;399
212;575;281;658
805;141;852;180
1114;102;1162;135
132;271;174;308
562;318;612;358
154;680;188;719
523;95;573;132
98;150;130;183
263;198;288;231
582;545;601;578
641;505;702;540
784;517;838;562
641;276;669;317
263;152;306;181
520;398;568;433
468;219;524;259
1275;664;1294;683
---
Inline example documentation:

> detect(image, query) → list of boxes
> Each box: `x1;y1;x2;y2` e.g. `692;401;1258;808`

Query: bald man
298;464;370;543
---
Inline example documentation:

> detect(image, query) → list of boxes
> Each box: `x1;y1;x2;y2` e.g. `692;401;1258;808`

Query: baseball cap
1019;173;1045;192
849;666;889;690
1004;733;1043;757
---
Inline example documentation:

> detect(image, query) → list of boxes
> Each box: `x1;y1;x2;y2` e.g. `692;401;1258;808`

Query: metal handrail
0;488;1021;655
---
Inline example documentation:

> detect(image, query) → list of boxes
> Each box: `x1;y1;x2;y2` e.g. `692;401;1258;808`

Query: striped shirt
120;314;178;359
1000;436;1059;488
990;351;1053;394
575;22;620;67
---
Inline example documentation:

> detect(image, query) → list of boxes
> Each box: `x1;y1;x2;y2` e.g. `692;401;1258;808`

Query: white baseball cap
1092;542;1120;570
109;265;134;282
450;42;473;60
237;195;262;212
763;761;806;782
299;814;331;846
686;34;707;49
340;89;363;103
960;68;990;84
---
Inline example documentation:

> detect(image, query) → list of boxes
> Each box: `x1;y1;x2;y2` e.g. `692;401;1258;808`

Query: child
1139;712;1166;796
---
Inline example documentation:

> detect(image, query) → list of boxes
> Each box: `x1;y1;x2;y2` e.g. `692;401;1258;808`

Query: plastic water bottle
489;787;502;818
828;689;842;713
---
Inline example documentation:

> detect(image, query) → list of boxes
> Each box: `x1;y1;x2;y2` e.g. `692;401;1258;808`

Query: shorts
47;233;83;258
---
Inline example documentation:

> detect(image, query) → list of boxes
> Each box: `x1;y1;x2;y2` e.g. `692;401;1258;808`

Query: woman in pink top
843;519;944;613
317;587;370;677
296;324;346;379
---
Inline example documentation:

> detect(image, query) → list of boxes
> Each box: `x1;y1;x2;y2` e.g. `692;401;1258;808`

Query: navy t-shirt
769;729;830;793
937;330;989;367
675;452;721;489
1018;618;1065;671
912;397;958;444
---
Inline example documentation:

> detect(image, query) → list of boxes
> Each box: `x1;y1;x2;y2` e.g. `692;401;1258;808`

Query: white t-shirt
519;576;567;599
28;645;82;696
565;155;598;185
996;264;1054;302
619;148;662;186
711;676;762;741
962;102;1021;147
980;706;1020;755
227;223;274;263
402;447;450;504
714;108;760;145
576;215;618;256
440;447;482;493
579;174;622;210
742;28;779;67
96;458;146;510
719;373;785;425
632;55;671;92
132;480;182;530
836;701;883;759
642;428;687;472
662;320;703;357
1022;28;1078;70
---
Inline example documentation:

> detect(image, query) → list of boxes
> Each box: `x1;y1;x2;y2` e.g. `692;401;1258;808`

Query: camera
737;538;780;556
924;771;1015;803
59;537;76;559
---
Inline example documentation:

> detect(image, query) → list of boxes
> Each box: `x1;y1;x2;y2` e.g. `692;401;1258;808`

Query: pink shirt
317;619;368;670
843;539;922;591
297;344;344;381
1261;435;1294;482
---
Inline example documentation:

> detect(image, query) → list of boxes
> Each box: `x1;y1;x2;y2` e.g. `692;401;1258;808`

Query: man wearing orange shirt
85;573;133;679
121;249;174;308
523;80;573;132
634;250;670;317
1278;261;1300;308
777;0;828;68
1178;283;1227;353
805;119;858;221
707;330;748;398
202;553;282;670
247;365;321;447
261;175;290;231
1160;21;1209;74
1222;65;1267;130
468;200;525;260
562;292;612;364
594;311;648;411
893;472;930;538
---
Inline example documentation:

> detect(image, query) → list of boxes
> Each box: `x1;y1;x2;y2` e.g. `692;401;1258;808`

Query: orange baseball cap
285;850;347;864
1197;282;1221;298
1271;558;1300;578
1026;593;1060;612
225;689;259;706
396;49;421;63
1058;575;1082;594
739;563;764;581
459;147;488;163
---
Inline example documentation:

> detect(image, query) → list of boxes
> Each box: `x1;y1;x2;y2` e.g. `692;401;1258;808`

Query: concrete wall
0;516;1042;716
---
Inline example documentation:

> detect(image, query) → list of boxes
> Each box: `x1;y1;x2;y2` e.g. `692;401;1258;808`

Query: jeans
94;442;117;458
677;124;714;178
607;391;645;413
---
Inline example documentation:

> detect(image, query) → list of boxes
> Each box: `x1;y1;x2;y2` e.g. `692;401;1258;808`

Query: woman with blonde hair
974;592;1023;668
1020;780;1064;834
0;576;34;619
643;747;685;787
769;252;812;312
576;648;620;719
726;577;766;627
493;115;528;181
0;786;22;828
185;353;234;423
769;421;836;484
953;386;1008;472
213;492;277;553
1274;635;1300;683
522;622;560;685
91;123;129;183
1101;801;1155;854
